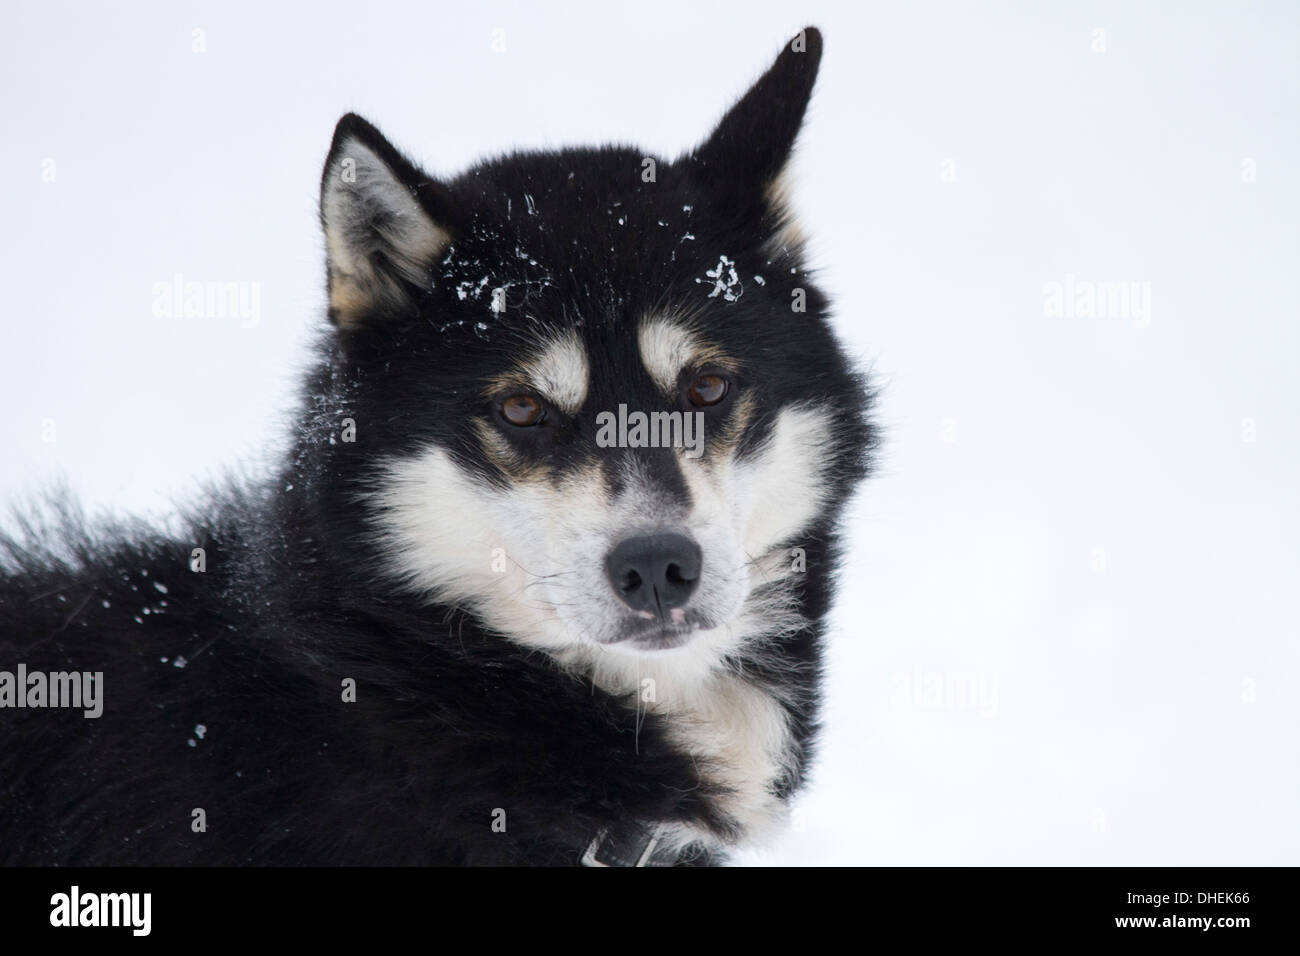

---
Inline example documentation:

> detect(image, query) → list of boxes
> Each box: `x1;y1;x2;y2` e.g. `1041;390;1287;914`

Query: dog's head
316;28;872;664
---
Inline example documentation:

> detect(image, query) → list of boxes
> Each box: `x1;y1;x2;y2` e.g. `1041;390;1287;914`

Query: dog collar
580;823;669;867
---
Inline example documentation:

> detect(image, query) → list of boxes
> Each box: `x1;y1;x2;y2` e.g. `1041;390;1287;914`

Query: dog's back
1;500;734;864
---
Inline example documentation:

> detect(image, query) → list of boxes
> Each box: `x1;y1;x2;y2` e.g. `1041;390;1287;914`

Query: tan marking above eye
485;332;589;416
687;374;729;407
501;393;545;426
638;316;738;397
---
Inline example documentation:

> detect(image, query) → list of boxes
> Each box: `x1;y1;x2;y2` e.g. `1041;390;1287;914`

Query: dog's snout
605;533;702;615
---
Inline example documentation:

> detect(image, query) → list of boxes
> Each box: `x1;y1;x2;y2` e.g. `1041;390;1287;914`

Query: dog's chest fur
568;648;795;851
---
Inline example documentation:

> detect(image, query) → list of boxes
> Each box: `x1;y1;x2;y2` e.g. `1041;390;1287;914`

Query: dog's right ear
688;28;822;202
320;114;457;328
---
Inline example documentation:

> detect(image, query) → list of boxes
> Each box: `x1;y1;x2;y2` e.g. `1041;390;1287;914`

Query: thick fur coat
0;27;874;865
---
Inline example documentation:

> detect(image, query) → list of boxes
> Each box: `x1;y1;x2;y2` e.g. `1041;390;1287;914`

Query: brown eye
687;373;729;407
501;393;545;427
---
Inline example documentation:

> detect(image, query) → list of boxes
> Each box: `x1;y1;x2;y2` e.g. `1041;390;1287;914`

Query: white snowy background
2;1;1296;865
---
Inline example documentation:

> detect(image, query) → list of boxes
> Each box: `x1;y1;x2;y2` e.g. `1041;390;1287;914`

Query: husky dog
0;26;873;865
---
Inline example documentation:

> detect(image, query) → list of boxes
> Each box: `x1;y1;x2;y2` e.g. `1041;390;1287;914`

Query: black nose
605;533;702;615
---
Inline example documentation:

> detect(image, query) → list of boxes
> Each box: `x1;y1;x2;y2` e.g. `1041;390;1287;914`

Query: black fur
0;26;875;865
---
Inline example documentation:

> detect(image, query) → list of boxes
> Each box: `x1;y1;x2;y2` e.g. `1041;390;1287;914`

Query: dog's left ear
320;114;459;328
687;27;823;234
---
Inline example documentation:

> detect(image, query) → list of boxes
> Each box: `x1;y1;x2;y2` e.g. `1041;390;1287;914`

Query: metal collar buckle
580;824;666;867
